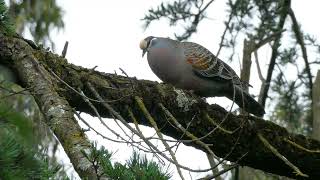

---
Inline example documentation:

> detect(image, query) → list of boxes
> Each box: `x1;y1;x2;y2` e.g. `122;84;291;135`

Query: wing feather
181;42;242;85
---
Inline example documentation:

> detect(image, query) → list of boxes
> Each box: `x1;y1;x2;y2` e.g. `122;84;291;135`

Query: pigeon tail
226;86;265;117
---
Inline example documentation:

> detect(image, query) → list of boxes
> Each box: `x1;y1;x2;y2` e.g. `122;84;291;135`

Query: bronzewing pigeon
140;36;265;117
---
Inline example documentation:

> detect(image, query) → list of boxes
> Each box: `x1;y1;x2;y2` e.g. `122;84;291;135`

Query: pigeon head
139;36;156;57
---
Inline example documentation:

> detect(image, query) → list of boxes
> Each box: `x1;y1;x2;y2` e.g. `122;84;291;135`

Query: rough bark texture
313;70;320;140
1;34;320;179
0;34;97;179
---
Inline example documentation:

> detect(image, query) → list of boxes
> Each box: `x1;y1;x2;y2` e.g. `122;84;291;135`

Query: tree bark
0;34;320;179
0;34;97;179
313;70;320;140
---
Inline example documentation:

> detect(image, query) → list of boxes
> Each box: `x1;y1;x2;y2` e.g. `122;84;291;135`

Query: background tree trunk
313;70;320;140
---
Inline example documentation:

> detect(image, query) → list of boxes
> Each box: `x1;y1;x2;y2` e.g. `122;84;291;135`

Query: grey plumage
140;36;265;117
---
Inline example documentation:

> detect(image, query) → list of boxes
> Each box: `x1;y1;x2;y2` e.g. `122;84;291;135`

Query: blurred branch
312;71;320;140
288;7;313;98
8;0;64;49
254;51;265;83
259;0;291;108
240;30;284;95
215;7;234;57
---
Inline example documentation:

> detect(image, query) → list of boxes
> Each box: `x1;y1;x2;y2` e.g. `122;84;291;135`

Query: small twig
127;107;165;164
254;50;266;104
87;82;245;173
48;68;130;103
119;67;135;91
288;7;313;98
61;41;69;58
74;111;126;143
158;102;244;173
159;103;216;156
206;153;223;180
78;89;163;154
197;164;239;180
113;116;139;145
260;0;290;108
87;83;198;172
253;29;286;51
190;85;237;141
284;138;320;153
78;88;156;153
257;133;308;177
78;89;122;139
254;51;265;82
198;0;215;14
135;96;185;180
92;66;98;71
215;10;233;57
205;114;233;134
0;85;30;99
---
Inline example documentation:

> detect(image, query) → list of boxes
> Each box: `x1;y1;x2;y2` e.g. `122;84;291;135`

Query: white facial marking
139;39;147;50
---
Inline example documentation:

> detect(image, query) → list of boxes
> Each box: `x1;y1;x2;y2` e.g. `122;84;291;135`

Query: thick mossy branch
0;35;320;179
0;34;97;179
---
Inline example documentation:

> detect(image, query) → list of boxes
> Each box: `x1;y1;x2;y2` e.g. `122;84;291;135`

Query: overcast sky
41;1;320;179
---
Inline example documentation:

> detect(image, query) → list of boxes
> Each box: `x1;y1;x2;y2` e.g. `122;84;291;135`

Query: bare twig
198;0;215;14
159;103;216;157
205;114;234;134
75;111;127;144
0;85;30;99
77;89;152;153
257;133;308;177
135;96;185;180
253;30;286;51
119;67;135;91
216;9;233;57
206;153;223;180
197;164;239;180
48;68;130;103
87;82;220;173
288;7;313;98
259;0;290;108
127;107;166;164
158;102;248;175
284;138;320;153
78;89;124;140
61;41;69;58
254;51;265;82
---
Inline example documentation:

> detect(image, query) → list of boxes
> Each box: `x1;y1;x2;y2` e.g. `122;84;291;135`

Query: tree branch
259;0;291;108
0;34;97;178
288;7;313;98
1;34;320;179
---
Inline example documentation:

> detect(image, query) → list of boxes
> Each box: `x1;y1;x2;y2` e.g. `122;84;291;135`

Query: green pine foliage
142;1;205;41
142;1;198;28
82;143;172;180
126;151;171;180
0;102;68;180
0;0;15;35
8;0;64;49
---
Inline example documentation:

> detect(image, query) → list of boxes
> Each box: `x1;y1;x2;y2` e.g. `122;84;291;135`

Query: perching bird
139;36;265;117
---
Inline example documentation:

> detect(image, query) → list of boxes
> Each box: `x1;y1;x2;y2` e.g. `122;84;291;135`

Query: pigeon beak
142;49;147;57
